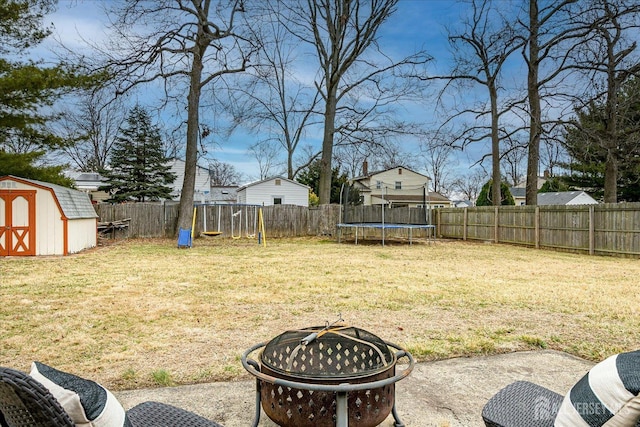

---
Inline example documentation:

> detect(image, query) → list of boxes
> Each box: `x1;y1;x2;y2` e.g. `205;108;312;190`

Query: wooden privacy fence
94;203;341;239
436;203;640;257
94;202;640;257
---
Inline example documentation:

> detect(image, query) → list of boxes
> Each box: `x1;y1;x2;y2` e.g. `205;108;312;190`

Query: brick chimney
362;160;368;176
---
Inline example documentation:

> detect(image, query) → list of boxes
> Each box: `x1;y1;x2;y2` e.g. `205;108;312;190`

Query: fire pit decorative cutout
242;321;414;427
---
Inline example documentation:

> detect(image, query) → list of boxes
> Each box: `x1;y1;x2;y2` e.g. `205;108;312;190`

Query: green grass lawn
2;237;638;390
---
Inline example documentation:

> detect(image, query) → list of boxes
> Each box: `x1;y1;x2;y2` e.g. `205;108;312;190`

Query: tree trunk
176;45;205;233
490;81;501;206
604;150;618;203
525;0;541;205
318;88;338;205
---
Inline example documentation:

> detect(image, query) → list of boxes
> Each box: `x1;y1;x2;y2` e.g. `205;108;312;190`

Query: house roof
1;175;98;219
351;166;431;182
537;191;597;206
372;192;450;203
238;176;310;191
510;187;526;198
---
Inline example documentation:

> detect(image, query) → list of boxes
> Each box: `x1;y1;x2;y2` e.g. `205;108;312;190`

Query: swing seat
202;231;222;237
177;228;192;248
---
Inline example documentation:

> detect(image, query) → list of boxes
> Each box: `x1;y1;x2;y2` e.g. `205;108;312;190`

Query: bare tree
420;133;458;195
451;168;488;202
227;5;323;180
573;0;640;202
501;136;528;187
438;0;523;205
540;130;568;177
56;89;126;171
208;159;242;185
282;0;431;204
519;0;593;204
248;139;284;180
95;1;257;232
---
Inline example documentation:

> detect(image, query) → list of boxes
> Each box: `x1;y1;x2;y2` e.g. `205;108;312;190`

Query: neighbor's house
510;171;552;205
168;158;212;203
510;187;526;206
210;185;238;204
350;164;451;208
66;171;109;203
237;177;310;207
509;187;598;206
537;191;598;206
0;175;98;256
452;200;474;208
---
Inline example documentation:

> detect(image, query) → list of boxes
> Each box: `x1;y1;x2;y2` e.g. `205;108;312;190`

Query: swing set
190;203;266;247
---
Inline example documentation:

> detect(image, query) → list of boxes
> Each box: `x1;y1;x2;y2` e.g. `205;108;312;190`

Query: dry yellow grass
2;237;639;391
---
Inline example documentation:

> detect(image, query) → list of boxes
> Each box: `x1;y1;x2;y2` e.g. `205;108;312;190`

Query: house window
398;168;402;175
395;181;402;189
275;179;281;186
376;180;382;189
273;197;283;204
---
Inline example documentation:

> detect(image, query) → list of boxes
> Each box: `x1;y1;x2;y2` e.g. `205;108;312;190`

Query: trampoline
337;222;435;245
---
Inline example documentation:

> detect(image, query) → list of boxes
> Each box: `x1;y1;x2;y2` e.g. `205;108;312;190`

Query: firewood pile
97;218;131;238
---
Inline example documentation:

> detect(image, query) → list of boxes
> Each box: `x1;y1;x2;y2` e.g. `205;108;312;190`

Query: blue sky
38;0;498;185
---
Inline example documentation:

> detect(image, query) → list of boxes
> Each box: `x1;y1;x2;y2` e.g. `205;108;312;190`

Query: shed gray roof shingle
6;176;98;219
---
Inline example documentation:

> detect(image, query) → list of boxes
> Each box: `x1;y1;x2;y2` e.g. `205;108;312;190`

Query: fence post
535;206;540;249
463;207;468;241
494;206;499;243
589;205;595;255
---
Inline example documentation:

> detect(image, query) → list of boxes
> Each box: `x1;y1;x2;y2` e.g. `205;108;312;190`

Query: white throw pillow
554;350;640;426
30;362;131;427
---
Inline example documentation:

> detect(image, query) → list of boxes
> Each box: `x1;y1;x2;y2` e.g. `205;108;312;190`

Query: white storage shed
237;177;310;207
0;175;98;256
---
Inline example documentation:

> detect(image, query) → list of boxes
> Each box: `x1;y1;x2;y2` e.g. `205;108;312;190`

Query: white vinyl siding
237;177;309;207
4;178;97;256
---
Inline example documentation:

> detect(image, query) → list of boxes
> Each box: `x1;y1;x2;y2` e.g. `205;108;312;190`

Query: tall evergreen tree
100;106;176;202
0;0;96;151
562;77;640;202
0;150;74;186
0;0;99;186
297;159;356;204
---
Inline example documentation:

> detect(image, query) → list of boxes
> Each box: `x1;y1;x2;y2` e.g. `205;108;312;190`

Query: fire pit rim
241;340;414;393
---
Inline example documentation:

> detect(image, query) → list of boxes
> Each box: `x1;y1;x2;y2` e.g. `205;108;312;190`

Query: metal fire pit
241;323;414;427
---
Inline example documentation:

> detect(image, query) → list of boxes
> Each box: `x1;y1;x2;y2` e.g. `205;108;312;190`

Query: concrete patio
116;350;594;427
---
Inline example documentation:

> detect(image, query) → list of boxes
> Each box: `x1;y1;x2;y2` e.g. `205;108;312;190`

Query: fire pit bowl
241;324;414;427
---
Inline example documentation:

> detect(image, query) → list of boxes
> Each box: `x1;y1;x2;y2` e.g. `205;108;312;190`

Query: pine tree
0;0;97;150
101;106;176;202
0;0;100;187
476;179;515;206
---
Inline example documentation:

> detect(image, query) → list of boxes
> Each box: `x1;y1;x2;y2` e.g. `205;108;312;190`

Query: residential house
167;158;212;203
210;185;238;204
510;171;551;205
237;177;310;207
452;200;474;208
537;191;598;206
509;187;598;206
66;171;109;203
510;187;526;206
350;164;451;208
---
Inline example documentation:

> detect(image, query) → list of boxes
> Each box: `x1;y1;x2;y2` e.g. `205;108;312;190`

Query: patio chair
0;366;223;427
482;350;640;427
481;380;563;427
